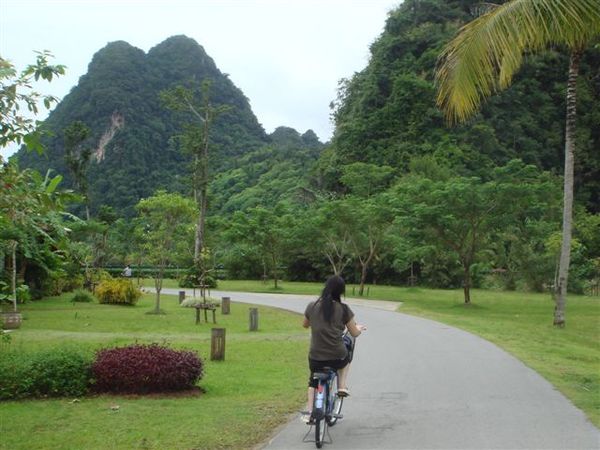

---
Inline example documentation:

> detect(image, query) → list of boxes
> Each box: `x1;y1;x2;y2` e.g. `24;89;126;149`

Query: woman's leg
306;358;319;412
337;363;350;390
306;387;315;411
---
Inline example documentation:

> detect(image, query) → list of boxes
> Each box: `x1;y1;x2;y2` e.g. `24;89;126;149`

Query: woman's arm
346;319;366;337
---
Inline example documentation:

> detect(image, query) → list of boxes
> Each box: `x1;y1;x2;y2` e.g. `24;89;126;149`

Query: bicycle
304;333;355;448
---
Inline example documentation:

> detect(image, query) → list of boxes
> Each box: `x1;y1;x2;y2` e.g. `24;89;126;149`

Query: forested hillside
323;0;599;212
11;1;599;297
15;36;322;216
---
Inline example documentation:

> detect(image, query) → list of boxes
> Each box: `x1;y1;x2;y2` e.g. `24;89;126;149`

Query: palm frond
436;0;600;124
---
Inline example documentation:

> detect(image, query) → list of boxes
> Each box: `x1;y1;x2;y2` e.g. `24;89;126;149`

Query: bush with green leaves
0;347;93;399
96;279;141;305
71;289;96;303
35;272;84;299
178;271;218;289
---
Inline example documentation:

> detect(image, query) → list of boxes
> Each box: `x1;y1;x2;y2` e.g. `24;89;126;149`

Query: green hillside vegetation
324;0;599;211
2;0;599;443
5;1;600;308
16;36;272;216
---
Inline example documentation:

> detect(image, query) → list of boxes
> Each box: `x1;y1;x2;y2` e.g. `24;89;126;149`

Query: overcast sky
0;0;402;159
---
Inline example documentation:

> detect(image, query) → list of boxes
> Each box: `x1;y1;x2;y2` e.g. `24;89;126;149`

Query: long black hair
320;275;345;323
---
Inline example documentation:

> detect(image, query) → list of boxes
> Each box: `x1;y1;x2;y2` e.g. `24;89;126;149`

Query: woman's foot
337;388;350;397
300;411;313;424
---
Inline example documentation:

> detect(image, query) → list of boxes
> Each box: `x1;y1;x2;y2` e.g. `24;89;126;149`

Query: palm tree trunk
554;48;582;327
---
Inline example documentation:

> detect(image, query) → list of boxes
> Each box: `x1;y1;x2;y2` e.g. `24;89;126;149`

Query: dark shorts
308;354;350;388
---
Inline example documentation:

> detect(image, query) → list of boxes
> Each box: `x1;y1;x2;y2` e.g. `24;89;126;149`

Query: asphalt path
161;288;599;449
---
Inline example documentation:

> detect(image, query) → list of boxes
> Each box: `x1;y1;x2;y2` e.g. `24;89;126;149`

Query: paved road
162;288;599;449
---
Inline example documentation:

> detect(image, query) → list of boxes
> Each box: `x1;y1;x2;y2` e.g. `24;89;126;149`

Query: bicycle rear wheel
326;374;344;426
314;416;326;448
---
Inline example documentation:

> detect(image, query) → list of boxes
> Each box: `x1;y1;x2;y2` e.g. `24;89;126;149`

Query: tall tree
344;195;394;296
64;121;92;219
310;200;355;276
0;163;72;310
160;80;230;273
435;0;600;325
227;205;292;289
0;52;67;309
136;191;196;314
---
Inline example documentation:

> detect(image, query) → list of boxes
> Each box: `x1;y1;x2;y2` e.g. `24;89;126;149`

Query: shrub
0;347;93;400
71;289;96;303
92;344;204;394
178;267;218;289
180;297;220;308
37;271;83;298
96;279;141;305
63;274;85;292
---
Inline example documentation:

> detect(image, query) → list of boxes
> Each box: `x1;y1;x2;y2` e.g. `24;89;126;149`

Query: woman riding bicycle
302;275;366;421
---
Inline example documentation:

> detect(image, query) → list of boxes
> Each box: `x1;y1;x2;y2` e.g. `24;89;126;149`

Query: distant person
122;265;132;278
301;275;366;422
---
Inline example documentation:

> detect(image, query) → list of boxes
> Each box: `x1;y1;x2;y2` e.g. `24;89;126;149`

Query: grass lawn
201;279;600;427
0;292;309;449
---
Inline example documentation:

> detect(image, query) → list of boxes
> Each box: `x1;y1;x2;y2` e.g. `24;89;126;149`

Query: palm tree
435;0;600;326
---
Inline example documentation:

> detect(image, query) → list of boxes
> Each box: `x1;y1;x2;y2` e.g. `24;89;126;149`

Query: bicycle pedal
332;413;343;419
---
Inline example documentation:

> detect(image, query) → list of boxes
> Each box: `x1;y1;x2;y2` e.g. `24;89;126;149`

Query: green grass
196;279;600;427
0;293;308;449
3;280;598;448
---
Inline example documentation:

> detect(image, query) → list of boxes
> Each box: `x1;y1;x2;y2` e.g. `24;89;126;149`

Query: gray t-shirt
304;299;354;361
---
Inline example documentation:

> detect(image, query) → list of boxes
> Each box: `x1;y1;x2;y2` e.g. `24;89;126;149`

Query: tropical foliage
435;0;600;323
3;1;599;321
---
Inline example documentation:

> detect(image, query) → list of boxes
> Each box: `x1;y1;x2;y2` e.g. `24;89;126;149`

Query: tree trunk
194;202;204;265
199;186;207;252
154;272;163;314
18;257;27;282
11;241;17;312
325;254;338;275
358;263;368;296
193;125;210;268
463;264;471;304
554;49;582;327
272;255;278;289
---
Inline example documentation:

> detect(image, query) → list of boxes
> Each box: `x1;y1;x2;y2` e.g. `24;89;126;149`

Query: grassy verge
191;279;600;427
0;292;308;449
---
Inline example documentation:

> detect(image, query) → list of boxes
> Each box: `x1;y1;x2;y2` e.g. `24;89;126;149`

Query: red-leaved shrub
91;344;203;394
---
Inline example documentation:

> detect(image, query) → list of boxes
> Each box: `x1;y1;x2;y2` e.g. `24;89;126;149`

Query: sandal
337;388;350;397
299;411;313;424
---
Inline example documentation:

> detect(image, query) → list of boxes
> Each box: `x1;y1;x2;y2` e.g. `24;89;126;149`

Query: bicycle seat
313;368;336;380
